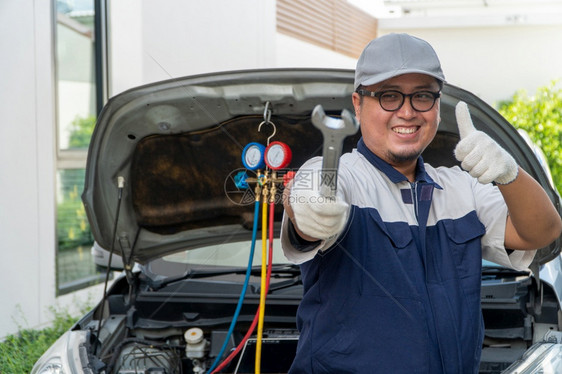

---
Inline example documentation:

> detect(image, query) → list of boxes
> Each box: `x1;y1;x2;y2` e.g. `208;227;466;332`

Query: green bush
497;80;562;195
0;307;78;373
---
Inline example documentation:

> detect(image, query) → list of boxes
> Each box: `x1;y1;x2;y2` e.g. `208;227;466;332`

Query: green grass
0;307;79;373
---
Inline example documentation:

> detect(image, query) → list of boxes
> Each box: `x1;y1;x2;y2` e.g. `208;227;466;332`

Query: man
281;33;562;373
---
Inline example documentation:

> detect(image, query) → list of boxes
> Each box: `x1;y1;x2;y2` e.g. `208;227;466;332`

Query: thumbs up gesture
454;101;518;185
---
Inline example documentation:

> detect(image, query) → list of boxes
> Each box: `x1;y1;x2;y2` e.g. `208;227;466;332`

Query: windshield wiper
149;264;301;290
482;265;530;278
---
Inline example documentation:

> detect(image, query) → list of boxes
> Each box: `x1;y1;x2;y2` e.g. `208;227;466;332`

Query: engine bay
78;269;302;374
69;262;562;374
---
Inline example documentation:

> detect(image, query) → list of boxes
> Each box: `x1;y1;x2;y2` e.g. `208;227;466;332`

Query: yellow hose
255;200;268;374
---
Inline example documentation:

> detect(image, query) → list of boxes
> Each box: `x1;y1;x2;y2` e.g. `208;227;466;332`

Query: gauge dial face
265;141;292;170
242;142;266;170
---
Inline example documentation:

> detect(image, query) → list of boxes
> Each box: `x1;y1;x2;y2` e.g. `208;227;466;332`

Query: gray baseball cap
354;33;445;90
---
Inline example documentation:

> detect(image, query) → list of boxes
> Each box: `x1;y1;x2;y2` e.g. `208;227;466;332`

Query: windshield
147;238;289;278
163;238;287;266
482;259;500;267
481;259;530;281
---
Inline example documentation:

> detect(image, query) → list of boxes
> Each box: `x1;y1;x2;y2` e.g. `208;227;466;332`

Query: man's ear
436;101;441;127
351;92;362;120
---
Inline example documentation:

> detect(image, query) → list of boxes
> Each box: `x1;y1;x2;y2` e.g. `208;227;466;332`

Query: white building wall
110;0;278;95
274;33;358;69
0;0;54;337
109;0;356;97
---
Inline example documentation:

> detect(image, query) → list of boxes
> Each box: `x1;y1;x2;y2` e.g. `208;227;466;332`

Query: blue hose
206;200;260;373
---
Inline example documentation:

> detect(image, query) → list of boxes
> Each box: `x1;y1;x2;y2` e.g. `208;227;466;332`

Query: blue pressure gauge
242;142;266;171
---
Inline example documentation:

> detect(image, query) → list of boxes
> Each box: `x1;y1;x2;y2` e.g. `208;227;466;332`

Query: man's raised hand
454;101;518;185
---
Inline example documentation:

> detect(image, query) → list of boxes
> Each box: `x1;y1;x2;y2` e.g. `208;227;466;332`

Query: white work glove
454;101;518;185
289;173;349;241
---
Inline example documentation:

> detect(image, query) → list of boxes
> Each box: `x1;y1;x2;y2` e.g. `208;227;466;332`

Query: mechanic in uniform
281;33;562;373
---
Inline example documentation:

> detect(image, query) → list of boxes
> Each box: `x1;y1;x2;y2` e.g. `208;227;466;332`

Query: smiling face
352;73;442;180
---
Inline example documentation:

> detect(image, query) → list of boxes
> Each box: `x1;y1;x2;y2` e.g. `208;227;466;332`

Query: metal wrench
311;104;359;198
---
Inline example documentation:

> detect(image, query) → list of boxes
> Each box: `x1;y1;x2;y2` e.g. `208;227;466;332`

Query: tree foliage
498;80;562;195
68;115;96;148
58;116;96;252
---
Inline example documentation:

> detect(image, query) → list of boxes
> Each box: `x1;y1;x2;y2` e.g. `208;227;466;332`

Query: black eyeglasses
356;89;441;112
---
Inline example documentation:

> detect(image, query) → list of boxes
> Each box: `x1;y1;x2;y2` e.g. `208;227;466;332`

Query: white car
33;69;562;373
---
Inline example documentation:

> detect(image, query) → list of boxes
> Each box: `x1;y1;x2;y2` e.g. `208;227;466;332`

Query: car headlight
31;331;90;374
36;358;64;374
503;341;562;373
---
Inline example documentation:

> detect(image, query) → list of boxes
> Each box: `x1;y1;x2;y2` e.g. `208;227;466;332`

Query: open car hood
82;68;561;265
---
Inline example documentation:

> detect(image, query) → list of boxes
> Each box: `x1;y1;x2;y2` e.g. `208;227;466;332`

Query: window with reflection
55;0;107;294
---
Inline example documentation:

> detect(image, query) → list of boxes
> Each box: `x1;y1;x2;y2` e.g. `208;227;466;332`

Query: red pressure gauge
264;141;292;170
